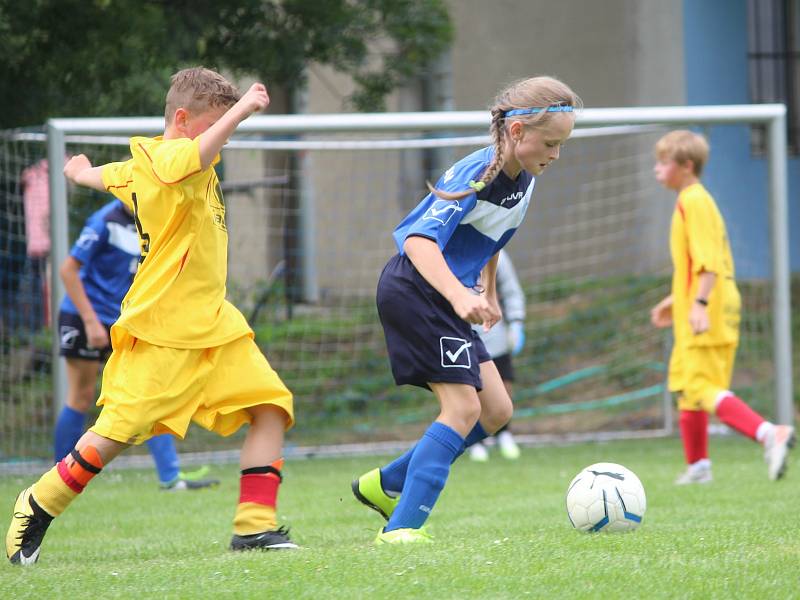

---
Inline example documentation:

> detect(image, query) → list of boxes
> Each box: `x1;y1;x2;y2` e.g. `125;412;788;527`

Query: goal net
0;106;792;467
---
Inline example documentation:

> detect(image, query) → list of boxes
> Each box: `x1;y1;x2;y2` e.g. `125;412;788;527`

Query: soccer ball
565;462;646;533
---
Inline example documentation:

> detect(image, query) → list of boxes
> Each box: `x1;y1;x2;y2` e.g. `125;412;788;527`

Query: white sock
755;421;774;444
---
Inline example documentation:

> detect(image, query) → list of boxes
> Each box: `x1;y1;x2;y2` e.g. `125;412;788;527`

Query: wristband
695;298;708;306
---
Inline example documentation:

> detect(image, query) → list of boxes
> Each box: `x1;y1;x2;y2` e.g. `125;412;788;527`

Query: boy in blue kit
352;76;581;543
55;198;218;490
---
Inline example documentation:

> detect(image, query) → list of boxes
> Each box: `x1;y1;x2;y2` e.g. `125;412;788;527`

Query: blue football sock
380;422;488;494
53;406;87;463
380;445;416;495
384;422;464;532
146;434;181;484
457;421;488;459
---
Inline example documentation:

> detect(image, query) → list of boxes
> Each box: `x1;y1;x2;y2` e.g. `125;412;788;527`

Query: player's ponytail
428;76;582;200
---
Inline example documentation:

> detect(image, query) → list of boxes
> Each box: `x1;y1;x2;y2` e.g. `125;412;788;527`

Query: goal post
0;103;790;466
44;103;793;430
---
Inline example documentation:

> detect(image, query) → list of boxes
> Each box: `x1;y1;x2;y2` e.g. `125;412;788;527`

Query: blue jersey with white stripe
60;199;139;325
392;146;534;287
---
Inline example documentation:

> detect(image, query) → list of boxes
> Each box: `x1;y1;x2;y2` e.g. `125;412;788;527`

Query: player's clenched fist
239;82;270;116
64;154;93;183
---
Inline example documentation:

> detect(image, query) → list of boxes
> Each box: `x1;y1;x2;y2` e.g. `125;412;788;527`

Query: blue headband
504;106;574;117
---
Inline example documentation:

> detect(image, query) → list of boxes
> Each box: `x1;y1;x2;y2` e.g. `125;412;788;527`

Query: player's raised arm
64;155;106;192
198;83;270;170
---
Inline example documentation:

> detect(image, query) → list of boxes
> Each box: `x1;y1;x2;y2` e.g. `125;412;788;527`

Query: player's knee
496;399;514;429
481;396;513;434
460;398;482;427
444;400;481;434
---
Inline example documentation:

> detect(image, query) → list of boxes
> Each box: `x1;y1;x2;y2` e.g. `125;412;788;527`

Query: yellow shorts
91;329;294;445
668;343;737;412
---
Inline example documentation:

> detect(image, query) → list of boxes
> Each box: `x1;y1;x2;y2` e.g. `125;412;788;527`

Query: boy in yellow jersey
6;67;296;565
650;130;794;485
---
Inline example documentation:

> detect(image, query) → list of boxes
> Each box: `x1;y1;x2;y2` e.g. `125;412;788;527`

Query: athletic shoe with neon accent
763;424;796;481
351;468;399;521
6;487;53;565
497;431;521;460
178;465;211;481
230;526;298;551
160;476;220;491
375;527;433;545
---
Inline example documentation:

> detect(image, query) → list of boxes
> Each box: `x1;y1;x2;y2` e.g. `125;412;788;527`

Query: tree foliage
0;0;452;128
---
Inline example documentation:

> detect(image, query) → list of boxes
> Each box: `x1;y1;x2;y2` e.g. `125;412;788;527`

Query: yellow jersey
669;183;740;347
101;135;251;348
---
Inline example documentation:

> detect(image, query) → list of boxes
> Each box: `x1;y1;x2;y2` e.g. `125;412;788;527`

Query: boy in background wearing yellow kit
651;130;795;485
6;67;297;565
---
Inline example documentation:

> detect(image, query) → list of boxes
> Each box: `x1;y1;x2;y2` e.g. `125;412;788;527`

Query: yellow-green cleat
351;468;399;521
375;527;433;545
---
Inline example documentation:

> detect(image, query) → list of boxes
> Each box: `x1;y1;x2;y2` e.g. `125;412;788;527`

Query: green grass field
2;437;798;599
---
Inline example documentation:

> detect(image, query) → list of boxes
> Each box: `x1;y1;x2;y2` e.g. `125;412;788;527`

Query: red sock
715;394;765;441
233;458;283;535
679;410;708;464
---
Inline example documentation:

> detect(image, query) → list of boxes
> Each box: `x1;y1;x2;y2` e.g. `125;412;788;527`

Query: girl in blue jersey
55;198;217;490
352;76;581;544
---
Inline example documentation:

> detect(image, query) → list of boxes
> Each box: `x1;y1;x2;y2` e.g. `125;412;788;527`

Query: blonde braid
477;108;508;188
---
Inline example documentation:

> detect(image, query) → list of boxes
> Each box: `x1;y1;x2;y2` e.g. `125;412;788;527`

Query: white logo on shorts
440;336;472;369
60;326;80;349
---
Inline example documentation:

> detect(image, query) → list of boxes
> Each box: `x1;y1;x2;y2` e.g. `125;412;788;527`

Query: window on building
747;0;800;154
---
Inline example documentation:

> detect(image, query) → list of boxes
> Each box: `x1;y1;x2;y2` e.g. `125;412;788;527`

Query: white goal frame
46;104;793;435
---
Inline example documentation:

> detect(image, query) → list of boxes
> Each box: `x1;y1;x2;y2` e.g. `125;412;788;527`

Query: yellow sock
233;502;277;536
32;466;78;517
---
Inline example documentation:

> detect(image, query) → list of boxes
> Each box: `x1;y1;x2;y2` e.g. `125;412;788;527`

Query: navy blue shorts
58;310;112;361
376;254;491;390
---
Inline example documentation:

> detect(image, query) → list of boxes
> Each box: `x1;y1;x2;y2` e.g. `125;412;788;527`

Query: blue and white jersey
60;199;139;325
392;146;534;288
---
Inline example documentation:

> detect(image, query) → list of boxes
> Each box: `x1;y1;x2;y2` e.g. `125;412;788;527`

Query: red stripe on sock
715;394;764;441
679;410;709;464
239;473;279;507
57;459;84;493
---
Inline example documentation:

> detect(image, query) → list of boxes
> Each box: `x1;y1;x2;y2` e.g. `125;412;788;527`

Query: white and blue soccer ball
565;462;646;533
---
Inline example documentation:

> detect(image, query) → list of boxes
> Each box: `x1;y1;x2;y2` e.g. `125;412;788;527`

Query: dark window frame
747;0;800;154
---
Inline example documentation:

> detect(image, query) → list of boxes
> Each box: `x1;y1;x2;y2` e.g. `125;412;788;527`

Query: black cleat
230;526;298;551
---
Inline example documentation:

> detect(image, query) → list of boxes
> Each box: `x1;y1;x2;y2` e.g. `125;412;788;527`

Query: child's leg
380;419;490;493
54;358;102;462
380;361;511;492
687;345;795;480
474;361;514;437
714;391;767;441
685;345;765;441
233;404;289;537
383;382;476;533
7;430;128;564
678;405;709;464
145;435;181;485
383;367;512;534
36;431;128;517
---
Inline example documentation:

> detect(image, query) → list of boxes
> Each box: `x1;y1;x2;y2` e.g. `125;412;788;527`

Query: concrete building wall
224;1;689;300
